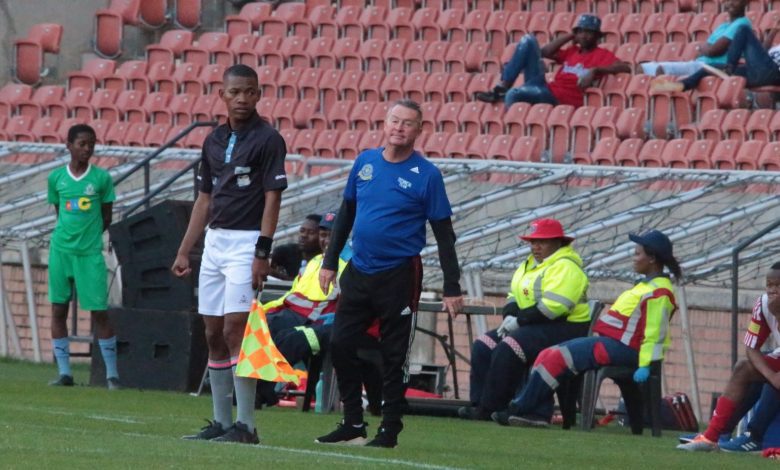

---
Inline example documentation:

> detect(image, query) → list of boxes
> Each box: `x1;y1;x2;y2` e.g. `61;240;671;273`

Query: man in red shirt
475;14;630;108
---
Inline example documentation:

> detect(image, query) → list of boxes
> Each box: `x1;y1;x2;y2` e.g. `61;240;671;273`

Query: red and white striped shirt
744;294;780;353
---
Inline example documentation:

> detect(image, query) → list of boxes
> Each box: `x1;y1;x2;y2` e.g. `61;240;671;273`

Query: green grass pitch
0;358;770;469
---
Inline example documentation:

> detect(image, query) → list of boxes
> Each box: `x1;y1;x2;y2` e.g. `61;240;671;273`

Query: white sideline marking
4;405;143;424
85;414;142;424
257;445;464;470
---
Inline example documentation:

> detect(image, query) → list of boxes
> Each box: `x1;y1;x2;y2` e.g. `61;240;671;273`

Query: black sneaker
211;421;259;444
106;377;122;390
365;423;402;448
457;405;492;421
315;421;368;445
507;414;550;428
491;410;512;426
475;85;508;103
181;420;227;440
49;375;74;386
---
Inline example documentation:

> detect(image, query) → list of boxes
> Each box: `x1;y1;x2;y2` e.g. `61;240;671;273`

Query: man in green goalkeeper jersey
47;124;119;389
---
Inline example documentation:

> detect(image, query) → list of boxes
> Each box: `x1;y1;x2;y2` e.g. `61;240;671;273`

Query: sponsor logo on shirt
561;63;590;78
397;177;411;189
358;163;374;181
84;184;96;196
400;306;412;316
64;197;91;212
275;174;286;180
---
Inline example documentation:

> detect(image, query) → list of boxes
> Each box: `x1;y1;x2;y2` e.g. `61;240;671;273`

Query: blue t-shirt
698;17;752;66
344;148;453;274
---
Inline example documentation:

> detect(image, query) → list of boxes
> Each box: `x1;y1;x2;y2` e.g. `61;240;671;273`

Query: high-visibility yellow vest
593;275;677;367
508;245;590;323
263;254;347;322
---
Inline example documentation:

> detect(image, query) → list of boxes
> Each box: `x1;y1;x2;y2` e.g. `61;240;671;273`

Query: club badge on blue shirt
358;163;373;181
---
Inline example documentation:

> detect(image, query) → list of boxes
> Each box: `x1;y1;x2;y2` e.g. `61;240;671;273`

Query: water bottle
315;372;323;413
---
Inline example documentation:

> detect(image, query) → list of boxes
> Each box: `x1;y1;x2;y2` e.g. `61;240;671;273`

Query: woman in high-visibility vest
494;229;681;427
459;218;590;421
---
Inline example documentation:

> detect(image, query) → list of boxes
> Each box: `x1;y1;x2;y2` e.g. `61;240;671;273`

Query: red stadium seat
380;72;405;102
104;60;149;92
166;93;197;125
359;39;385;72
104;120;131;146
277;67;303;100
144;123;171;147
362;6;389;41
387;7;415;42
337;70;363;102
689;12;715;42
528;11;554;44
182;124;211;149
231;34;258;67
336;130;364;159
721;109;751;142
17;85;64;119
643;13;669;44
504;102;532;135
569;105;596;156
592;106;620;140
73;88;118;121
660;138;692;168
359;129;384;150
486;10;510;57
182;32;230;67
466;134;493;159
463;9;490;42
13;23;63;85
412;8;440;42
735;140;765;170
173;0;202;30
350;101;375;132
280;36;310;69
49;87;92;121
480;102;504;136
486;134;517;161
710;139;740;170
423;132;451;158
667;13;693;43
94;8;124;59
424;73;449;103
746;109;775;142
313;129;341;158
139;0;167;28
458;102;485;135
638;139;666;167
225;2;272;36
418;102;439;134
146;29;194;65
758;141;780;171
126;91;171;123
292;128;319;157
359;70;385;101
437;102;462;133
67;59;117;91
384;39;408;73
615;107;646;140
405;40;429;74
192;94;219;122
696;109;728;141
443;132;472;158
335;5;363;40
614;138;643;166
425;41;450;74
600;13;623;46
96;89;144;122
620;13;646;44
327;101;354;132
506;11;531;44
546;104;575;163
549;12;576;40
585;136;620;166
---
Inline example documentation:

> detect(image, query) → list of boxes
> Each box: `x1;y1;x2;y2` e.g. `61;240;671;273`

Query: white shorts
640;61;703;77
198;227;258;316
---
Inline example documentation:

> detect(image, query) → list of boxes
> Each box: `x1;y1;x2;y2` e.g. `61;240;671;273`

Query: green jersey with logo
47;164;115;254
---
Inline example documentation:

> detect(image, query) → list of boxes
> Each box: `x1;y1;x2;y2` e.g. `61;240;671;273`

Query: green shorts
48;247;108;311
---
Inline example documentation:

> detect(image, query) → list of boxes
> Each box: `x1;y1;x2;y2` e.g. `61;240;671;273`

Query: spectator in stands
642;0;751;78
679;262;780;452
652;21;780;92
458;219;590;421
493;229;681;428
172;64;287;445
47;124;120;390
475;14;630;108
269;214;323;281
254;211;346;406
315;99;463;448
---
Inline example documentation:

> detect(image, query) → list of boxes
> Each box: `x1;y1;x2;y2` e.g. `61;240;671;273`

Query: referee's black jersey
198;113;288;230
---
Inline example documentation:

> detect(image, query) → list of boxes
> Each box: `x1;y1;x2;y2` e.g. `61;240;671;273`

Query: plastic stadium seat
569;106;596;156
758;141;780;171
435;102;460;133
181;64;224;95
144;123;171;147
666;13;693;43
690;12;715;42
249;35;280;68
584;136;621;166
377;72;403;102
96;89;143;122
387;7;414;42
173;0;202;30
468;72;496;102
691;76;722;118
277;67;303;100
336;130;363;159
768;112;780;142
721;109;751;142
657;42;686;64
182;32;230;67
465;134;492;159
717;77;747;110
164;93;197;125
626;74;652;117
526;11;553;44
334;37;361;70
403;72;427;103
313;129;341;158
458;102;485;134
190;94;218;122
279;36;310;69
423;132;451;158
422;72;447;103
67;59;117;91
146;61;175;94
28;116;63;142
327;101;354;132
271;99;296;130
317;69;342;113
462;9;490;43
445;72;471;103
250;97;272;122
660;138;693;168
711;140;740;170
487;134;522;161
411;8;440;42
735;140;765;170
637;139;666;167
292;128;318;157
146;30;194;65
485;10;510;57
354;70;380;102
384;39;408;73
357;8;386;41
279;2;313;38
600;13;623;46
615;43;639;67
695;109;728;141
73;88;118;121
418;102;439;134
635;43;661;67
445;42;468;74
525;103;553;148
547;104;575;163
614;138;643;166
182;124;211;149
49;87;92;121
94;7;126;59
13;23;63;85
336;70;362;102
249;65;277;99
17;85;64;119
230;34;258;67
349;102;374;132
603;73;631;109
359;39;385;72
760;10;780;38
125;91;171;123
643;13;669;44
506;11;532;44
138;0;166;28
549;12;576;40
425;41;450;74
88;119;111;144
359;129;384;150
405;40;429;74
745;109;775;142
620;13;646;44
504;102;532;135
334;5;363;40
443;132;472;158
615;107;646;140
104;60;149;92
225;2;272;36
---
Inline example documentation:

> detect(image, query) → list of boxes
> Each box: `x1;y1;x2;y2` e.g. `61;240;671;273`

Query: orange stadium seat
638;139;666;167
721;109;751;141
359;129;384;150
547;104;575;163
97;89;144;122
327;101;354;132
487;134;523;161
13;23;63;85
746;109;775;142
614;138;643;166
350;101;374;132
591;106;619;139
94;2;133;59
443;132;472;158
103;120;130;146
582;136;620;165
635;43;661;68
615;107;646;140
173;0;202;30
255;65;279;99
695;108;728;141
423;132;450;158
251;35;281;68
23;116;59;142
569;105;596;156
336;130;364;159
182;124;210;149
104;60;149;92
626;74;652;116
182;32;230;67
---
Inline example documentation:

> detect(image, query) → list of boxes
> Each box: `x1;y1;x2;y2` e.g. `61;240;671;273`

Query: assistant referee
315;99;463;448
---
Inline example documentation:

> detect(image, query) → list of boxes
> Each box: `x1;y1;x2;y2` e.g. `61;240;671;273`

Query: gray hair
388;99;423;122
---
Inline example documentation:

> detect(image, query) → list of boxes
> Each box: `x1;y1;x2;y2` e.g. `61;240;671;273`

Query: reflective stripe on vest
620;280;660;345
294;326;320;356
283;292;338;322
532;256;583;319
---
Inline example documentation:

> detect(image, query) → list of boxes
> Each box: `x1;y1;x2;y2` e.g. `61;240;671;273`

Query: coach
315;99;463;448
